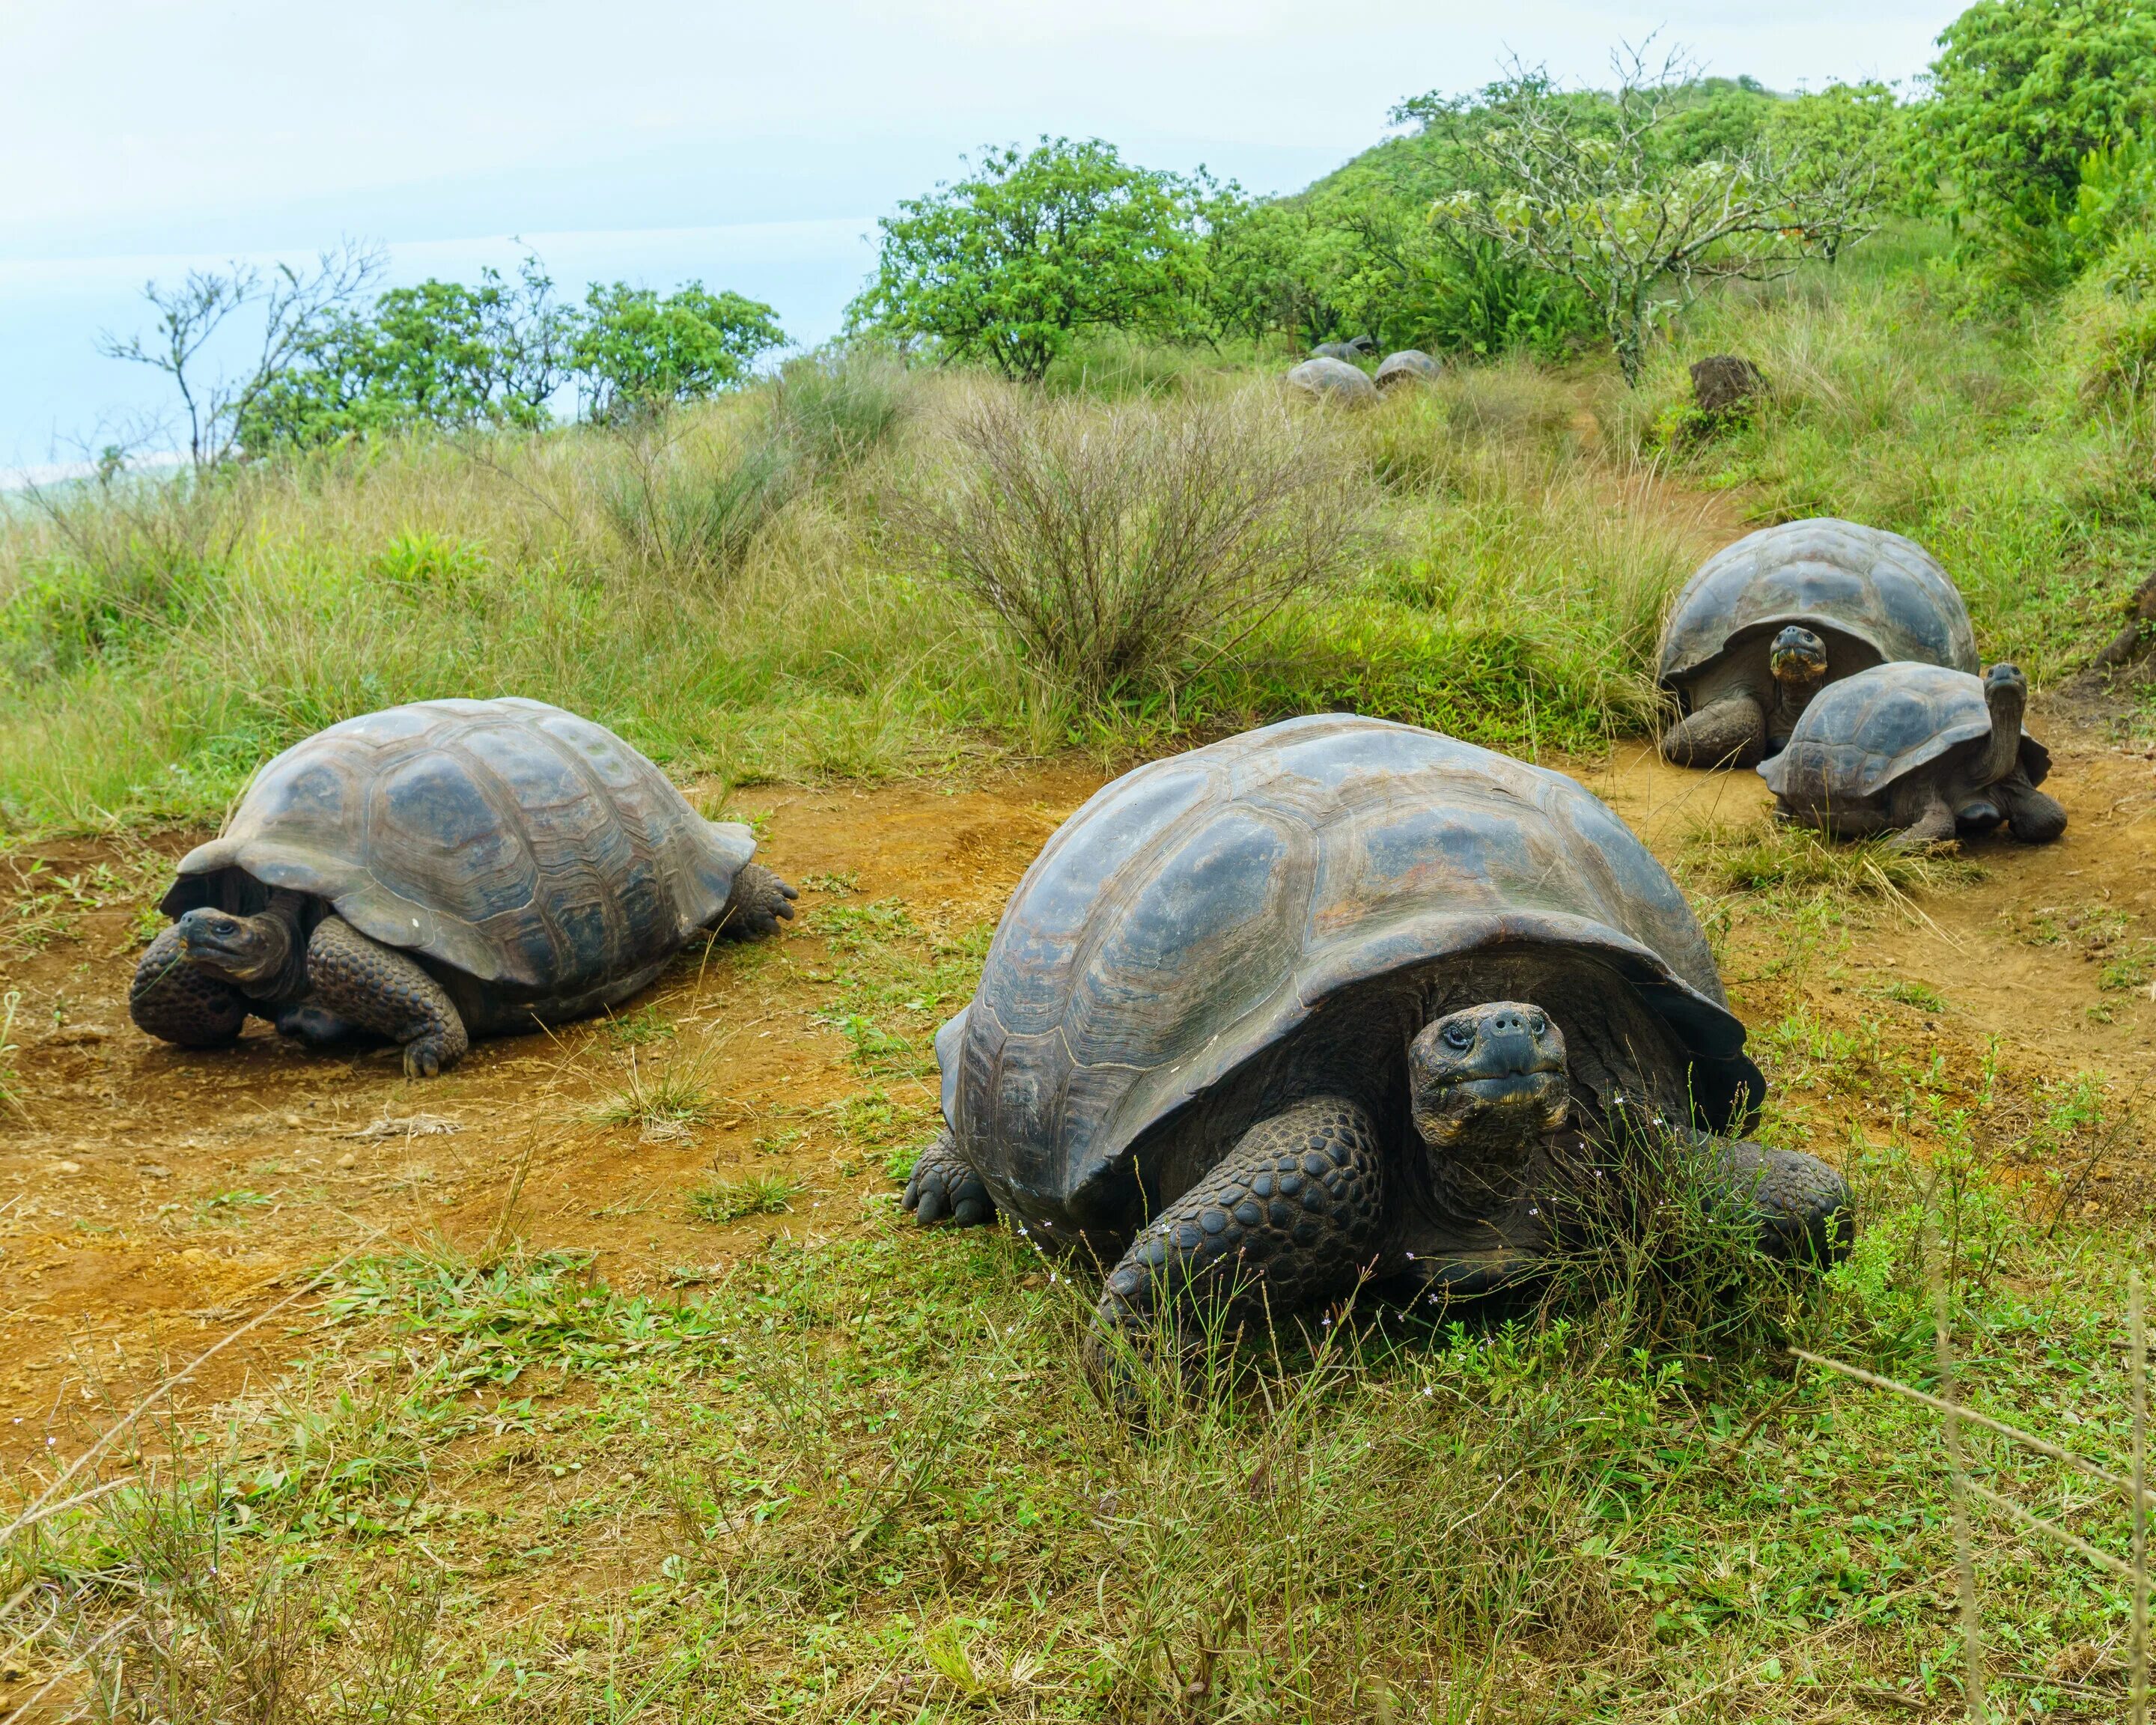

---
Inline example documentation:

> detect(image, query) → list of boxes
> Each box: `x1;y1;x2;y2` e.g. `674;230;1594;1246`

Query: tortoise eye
1442;1022;1474;1050
1528;1012;1547;1035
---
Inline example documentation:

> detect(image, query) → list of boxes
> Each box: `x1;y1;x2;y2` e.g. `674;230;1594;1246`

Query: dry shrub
897;386;1373;706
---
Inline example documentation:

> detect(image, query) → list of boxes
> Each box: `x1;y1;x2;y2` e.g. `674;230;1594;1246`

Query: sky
0;0;1965;478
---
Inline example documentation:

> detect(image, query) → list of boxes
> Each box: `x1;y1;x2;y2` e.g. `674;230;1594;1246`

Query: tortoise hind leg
1661;695;1767;769
306;916;469;1078
717;864;797;942
1084;1096;1383;1387
903;1129;996;1227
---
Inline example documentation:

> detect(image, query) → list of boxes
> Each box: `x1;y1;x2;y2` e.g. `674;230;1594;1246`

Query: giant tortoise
1760;662;2066;848
129;698;795;1075
904;716;1849;1357
1658;519;1979;769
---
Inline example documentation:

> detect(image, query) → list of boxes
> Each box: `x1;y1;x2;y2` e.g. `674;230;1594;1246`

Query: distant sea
0;216;879;486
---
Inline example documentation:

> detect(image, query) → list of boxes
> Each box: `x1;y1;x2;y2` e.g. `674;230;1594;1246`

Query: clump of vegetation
1684;818;1986;898
897;386;1369;708
587;1055;718;1134
686;1170;804;1223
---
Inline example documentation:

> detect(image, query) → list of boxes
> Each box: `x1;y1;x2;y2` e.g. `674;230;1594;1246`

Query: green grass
10;1143;2152;1721
686;1170;806;1224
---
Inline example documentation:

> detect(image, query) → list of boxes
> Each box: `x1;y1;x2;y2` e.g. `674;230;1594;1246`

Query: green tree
1764;82;1927;223
572;283;788;422
237;258;577;451
849;138;1200;382
1434;54;1884;382
1922;0;2156;226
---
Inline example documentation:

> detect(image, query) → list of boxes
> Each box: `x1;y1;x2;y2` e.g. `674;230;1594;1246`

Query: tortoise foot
903;1131;996;1227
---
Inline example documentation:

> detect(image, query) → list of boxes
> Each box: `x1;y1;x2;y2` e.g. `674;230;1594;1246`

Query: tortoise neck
1980;674;2025;784
240;890;311;1001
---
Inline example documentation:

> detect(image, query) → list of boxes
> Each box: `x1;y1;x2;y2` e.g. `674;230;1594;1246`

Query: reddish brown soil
2;706;2151;1475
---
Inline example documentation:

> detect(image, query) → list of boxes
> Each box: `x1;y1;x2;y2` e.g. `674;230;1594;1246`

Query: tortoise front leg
1661;693;1767;769
1086;1096;1383;1379
1708;1139;1853;1265
1995;769;2067;844
305;917;469;1078
129;925;249;1047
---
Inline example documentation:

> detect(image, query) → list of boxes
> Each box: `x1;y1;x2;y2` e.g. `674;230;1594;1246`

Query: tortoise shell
162;698;754;1005
1375;350;1440;389
1658;519;1979;693
937;715;1761;1231
1285;358;1378;404
1758;663;2050;804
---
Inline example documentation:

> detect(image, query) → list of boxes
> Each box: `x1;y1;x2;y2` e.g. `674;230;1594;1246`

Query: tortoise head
174;907;291;988
1768;625;1828;689
1409;1003;1569;1211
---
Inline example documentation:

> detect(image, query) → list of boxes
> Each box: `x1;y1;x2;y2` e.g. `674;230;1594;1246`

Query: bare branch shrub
896;387;1371;706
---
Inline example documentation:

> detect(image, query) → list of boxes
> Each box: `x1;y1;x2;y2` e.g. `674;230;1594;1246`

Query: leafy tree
1433;53;1884;382
1922;0;2156;228
237;258;576;451
572;282;788;421
849;138;1200;382
1764;82;1928;223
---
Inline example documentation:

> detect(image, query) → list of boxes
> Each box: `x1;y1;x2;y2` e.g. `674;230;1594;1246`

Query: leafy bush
898;388;1369;705
240;258;575;451
1922;0;2156;229
850;138;1204;381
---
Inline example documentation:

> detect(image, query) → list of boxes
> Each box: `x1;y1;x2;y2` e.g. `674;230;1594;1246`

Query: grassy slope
7;231;2156;1720
8;228;2144;838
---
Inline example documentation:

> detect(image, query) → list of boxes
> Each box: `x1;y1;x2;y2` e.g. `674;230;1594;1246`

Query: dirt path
3;706;2151;1471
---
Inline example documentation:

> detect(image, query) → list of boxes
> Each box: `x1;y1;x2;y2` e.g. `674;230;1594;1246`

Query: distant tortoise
1285;357;1378;405
129;698;796;1076
904;715;1850;1361
1311;336;1374;361
1658;519;1979;770
1375;350;1440;389
1759;662;2066;849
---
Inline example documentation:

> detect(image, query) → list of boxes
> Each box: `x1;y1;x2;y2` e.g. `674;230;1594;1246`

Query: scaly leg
1711;1140;1854;1265
1087;1096;1383;1378
902;1128;997;1227
1886;785;1958;852
1661;694;1767;769
129;925;249;1047
718;864;798;941
306;916;470;1078
1995;769;2067;844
